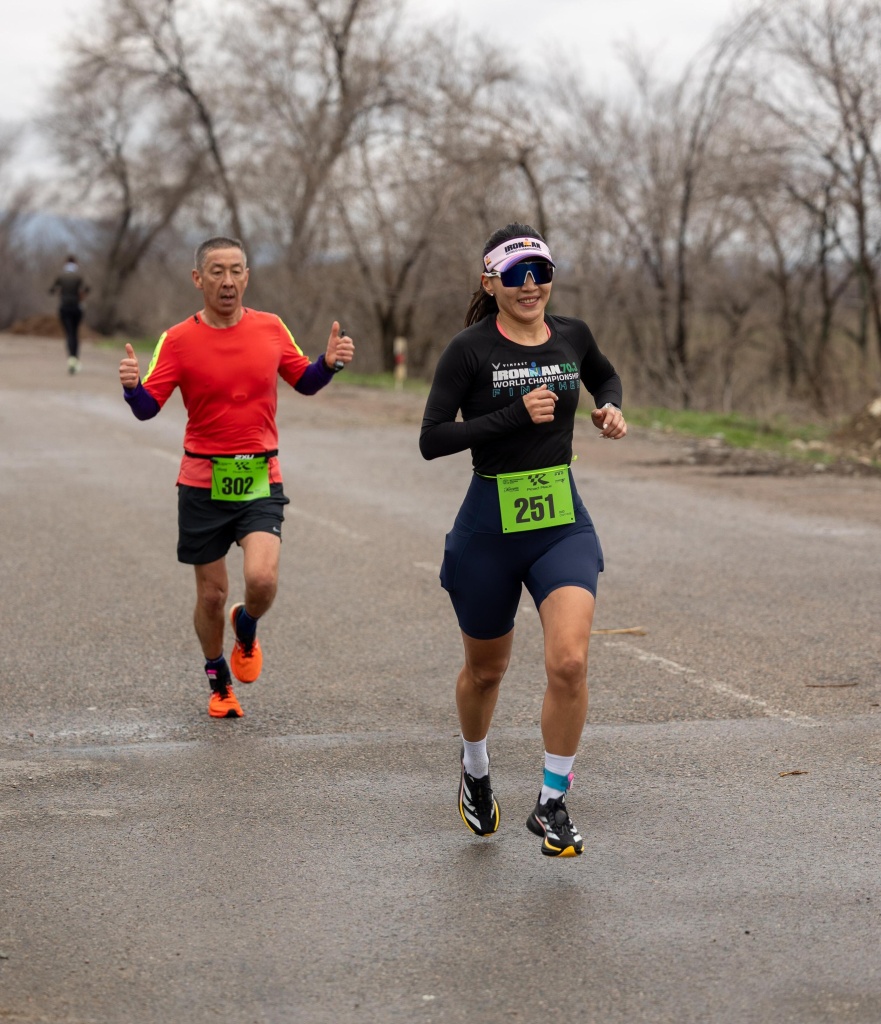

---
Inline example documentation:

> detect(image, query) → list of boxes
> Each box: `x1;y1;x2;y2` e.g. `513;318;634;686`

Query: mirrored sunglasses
485;261;555;288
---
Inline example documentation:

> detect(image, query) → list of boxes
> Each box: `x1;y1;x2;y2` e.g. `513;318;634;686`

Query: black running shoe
458;750;500;836
526;793;584;857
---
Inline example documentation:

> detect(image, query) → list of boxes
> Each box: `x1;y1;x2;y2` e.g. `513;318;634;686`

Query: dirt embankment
831;396;881;458
664;435;881;479
621;398;881;480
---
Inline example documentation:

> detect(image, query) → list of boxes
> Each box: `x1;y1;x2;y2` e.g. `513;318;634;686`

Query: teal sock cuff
543;768;573;792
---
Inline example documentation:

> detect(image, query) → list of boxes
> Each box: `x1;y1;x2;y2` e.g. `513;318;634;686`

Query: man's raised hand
119;343;140;390
324;321;355;371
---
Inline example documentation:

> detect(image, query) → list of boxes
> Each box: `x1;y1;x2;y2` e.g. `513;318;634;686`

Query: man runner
119;236;354;718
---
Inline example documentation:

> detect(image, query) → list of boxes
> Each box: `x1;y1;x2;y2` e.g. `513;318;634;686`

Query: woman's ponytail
464;289;498;327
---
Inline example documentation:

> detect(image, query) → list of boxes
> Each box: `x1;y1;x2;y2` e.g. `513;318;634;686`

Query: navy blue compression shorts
439;472;604;640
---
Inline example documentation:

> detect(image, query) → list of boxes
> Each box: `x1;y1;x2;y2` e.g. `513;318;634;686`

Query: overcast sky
2;0;744;127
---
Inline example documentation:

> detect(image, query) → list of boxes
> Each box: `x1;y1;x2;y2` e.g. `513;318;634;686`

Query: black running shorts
439;472;603;640
177;483;290;565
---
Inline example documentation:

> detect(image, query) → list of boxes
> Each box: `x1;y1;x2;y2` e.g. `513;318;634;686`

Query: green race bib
496;464;576;533
210;456;271;501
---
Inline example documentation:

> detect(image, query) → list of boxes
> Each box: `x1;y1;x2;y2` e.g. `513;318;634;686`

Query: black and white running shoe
458;750;500;836
526;793;584;857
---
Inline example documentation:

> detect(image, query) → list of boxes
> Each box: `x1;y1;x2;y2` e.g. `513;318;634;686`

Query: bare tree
0;128;40;330
756;0;881;386
551;11;768;407
43;62;206;334
22;0;881;409
327;28;543;369
226;0;406;269
73;0;245;240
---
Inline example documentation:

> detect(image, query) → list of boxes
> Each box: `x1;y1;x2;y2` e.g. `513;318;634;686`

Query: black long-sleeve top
419;314;622;477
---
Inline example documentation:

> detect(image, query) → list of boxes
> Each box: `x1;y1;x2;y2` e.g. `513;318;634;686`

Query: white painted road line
287;506;367;542
603;640;819;727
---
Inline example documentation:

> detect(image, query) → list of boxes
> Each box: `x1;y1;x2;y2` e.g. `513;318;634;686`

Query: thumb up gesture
119;343;140;390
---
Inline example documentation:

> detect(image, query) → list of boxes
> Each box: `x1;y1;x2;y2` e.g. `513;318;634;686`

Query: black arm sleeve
587;372;623;410
419;340;532;460
579;326;623;408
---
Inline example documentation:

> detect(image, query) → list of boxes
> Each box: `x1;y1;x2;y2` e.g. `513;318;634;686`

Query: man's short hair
194;237;247;273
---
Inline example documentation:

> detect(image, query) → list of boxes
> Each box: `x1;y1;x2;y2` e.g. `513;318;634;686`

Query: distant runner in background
49;255;90;374
119;236;354;719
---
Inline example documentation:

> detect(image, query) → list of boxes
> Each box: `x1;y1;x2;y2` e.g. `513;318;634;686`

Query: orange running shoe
228;603;263;683
208;685;243;718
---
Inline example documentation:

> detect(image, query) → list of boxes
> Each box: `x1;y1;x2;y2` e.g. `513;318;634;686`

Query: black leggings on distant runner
59;306;82;359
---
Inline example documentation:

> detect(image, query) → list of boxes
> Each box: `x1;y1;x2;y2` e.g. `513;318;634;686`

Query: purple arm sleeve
123;381;160;420
293;356;336;395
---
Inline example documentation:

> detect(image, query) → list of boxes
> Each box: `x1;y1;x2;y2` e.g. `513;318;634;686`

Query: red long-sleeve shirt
141;309;310;487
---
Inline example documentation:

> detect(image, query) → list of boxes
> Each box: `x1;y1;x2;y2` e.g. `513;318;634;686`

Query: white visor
483;236;554;273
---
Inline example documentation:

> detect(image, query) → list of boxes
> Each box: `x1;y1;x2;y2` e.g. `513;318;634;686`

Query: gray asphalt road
2;336;880;1024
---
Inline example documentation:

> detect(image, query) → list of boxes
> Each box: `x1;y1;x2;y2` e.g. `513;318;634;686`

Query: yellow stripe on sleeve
277;317;304;357
142;332;168;385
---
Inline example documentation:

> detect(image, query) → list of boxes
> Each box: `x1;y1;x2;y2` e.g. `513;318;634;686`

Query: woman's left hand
591;405;627;439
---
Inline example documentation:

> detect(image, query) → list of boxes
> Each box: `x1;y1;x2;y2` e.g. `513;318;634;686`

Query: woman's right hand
523;384;558;424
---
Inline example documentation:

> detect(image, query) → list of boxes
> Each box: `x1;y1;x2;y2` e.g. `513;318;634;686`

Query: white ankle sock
462;736;489;778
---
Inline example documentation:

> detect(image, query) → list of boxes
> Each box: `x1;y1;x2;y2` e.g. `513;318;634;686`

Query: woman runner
419;222;626;857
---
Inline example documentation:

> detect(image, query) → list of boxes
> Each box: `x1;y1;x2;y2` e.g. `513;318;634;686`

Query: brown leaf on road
779;770;809;777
